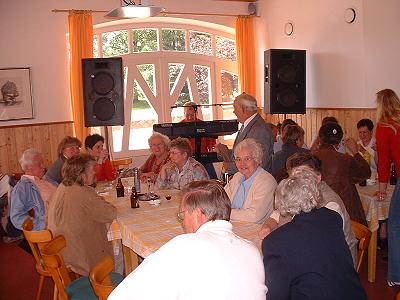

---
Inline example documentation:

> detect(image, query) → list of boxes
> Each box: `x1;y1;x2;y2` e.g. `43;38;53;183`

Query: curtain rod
51;9;255;18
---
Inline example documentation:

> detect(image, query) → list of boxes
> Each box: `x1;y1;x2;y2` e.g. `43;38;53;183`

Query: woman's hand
374;191;387;202
258;218;278;239
98;148;108;164
344;137;358;155
159;162;175;181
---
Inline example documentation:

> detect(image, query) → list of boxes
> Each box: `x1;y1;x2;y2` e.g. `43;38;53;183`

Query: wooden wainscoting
261;107;377;146
0;121;74;174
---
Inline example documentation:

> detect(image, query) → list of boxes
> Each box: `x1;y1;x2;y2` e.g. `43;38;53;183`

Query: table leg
367;230;377;283
122;244;139;276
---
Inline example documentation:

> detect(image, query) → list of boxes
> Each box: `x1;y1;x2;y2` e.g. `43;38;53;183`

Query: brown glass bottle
130;187;140;208
116;178;125;197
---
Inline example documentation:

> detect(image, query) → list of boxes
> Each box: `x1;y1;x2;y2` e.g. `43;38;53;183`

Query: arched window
92;18;239;158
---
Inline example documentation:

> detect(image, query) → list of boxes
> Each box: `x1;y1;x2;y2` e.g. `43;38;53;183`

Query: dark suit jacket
262;208;367;300
271;143;309;180
226;113;273;174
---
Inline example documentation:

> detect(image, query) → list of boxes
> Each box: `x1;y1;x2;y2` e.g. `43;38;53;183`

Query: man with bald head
217;92;273;174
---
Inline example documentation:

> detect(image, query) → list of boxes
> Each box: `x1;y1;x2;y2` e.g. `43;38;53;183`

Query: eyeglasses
177;210;186;222
234;156;254;163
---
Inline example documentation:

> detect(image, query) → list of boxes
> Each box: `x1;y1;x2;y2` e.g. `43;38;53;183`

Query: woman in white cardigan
224;138;277;223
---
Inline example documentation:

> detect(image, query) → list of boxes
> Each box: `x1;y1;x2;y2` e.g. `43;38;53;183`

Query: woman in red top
139;132;170;182
375;89;400;286
84;134;117;182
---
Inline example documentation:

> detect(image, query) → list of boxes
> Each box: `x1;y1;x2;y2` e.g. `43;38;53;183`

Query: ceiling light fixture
105;0;165;19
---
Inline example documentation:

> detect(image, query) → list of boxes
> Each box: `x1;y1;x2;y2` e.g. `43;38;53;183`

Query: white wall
0;0;247;127
255;0;400;108
2;0;400;128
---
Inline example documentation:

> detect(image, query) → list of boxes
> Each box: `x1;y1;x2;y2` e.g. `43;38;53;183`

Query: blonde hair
376;89;400;133
62;153;96;186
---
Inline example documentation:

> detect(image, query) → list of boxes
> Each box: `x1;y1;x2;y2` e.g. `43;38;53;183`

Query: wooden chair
41;235;123;300
41;235;97;300
22;217;56;300
89;256;120;300
351;220;372;273
396;291;400;300
111;158;132;171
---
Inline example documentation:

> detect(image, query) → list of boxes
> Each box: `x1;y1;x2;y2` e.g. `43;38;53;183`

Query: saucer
149;199;161;206
138;193;160;201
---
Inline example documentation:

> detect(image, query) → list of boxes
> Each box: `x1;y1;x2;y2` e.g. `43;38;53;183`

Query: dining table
357;182;394;283
98;179;263;275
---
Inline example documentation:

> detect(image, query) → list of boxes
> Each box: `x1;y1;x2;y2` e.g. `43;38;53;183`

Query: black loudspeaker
264;49;306;114
82;57;125;127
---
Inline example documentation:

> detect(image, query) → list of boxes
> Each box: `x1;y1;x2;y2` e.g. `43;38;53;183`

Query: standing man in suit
217;93;273;174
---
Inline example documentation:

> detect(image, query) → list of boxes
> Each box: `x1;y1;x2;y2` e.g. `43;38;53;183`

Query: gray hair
234;138;263;165
19;148;42;171
181;180;231;221
148;132;170;148
275;166;321;216
235;93;258;112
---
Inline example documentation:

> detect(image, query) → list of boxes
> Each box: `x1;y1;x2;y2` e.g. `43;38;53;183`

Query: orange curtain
235;16;256;96
68;10;93;143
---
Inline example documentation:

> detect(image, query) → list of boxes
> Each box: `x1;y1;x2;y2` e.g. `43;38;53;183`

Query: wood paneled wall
261;108;376;146
0;108;377;174
0;121;74;174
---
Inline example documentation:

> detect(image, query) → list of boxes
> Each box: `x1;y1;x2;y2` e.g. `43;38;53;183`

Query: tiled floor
0;236;399;299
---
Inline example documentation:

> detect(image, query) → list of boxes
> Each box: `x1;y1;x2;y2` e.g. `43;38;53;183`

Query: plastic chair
41;235;123;300
89;256;122;300
111;158;132;170
22;218;56;300
351;220;372;273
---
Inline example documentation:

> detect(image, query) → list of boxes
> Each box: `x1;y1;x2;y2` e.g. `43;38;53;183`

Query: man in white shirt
109;180;267;300
216;93;273;174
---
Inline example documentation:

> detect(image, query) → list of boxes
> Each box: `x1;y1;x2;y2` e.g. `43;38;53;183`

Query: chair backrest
351;220;371;273
112;158;133;170
22;218;53;273
89;256;115;300
41;235;72;300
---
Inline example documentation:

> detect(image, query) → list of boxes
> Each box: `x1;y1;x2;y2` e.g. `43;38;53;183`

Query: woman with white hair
140;132;170;182
262;167;367;300
224;138;277;223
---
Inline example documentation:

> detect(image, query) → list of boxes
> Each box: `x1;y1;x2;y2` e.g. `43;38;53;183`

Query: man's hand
357;144;366;154
215;143;230;161
258;218;278;239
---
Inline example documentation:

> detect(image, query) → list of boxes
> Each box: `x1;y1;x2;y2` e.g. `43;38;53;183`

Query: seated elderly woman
271;124;309;181
85;134;117;182
140;132;170;182
47;153;117;276
224;139;277;223
262;167;367;300
45;136;81;186
156;137;209;190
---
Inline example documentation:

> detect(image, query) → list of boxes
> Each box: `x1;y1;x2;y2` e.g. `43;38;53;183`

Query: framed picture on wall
0;67;34;121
